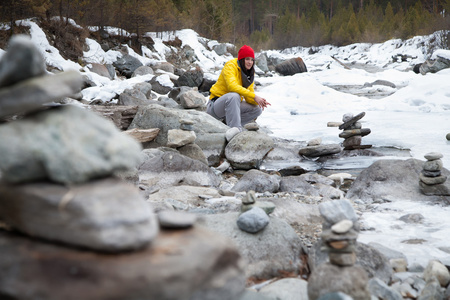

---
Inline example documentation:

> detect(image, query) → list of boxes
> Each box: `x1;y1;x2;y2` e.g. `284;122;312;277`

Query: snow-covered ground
2;19;449;268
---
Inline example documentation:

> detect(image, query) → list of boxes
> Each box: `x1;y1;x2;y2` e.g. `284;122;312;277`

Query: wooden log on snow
88;105;138;130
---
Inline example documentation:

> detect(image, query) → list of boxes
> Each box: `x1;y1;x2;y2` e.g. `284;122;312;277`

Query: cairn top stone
339;112;365;130
424;152;443;160
331;219;354;234
242;190;257;204
0;35;46;88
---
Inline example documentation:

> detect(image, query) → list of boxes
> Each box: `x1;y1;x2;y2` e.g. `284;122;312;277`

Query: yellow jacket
209;58;257;105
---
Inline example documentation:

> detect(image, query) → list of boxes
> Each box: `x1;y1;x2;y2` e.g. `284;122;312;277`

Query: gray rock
0;178;158;252
318;199;359;231
167;129;196;147
339;112;366;130
138;151;220;190
133;81;153;98
0;70;83;119
113;54;143;78
399;213;424;224
176;67;203;87
178;89;206;109
237;207;270;233
199;212;306;280
259;278;309;300
87;63;113;79
346;159;450;203
168;86;192;101
213;43;228;56
132;65;154;77
279;176;320;196
0;105;142;184
0;226;245;300
150;75;173;94
158;211;197;228
307;263;371;300
423;159;443;171
241;201;276;215
0;35;46;87
368;277;403;300
423;260;450;287
225;131;274;169
418;277;445;300
424;152;444;160
118;88;149;106
367;242;407;261
317;292;354;300
153;62;175;74
177;143;208;165
419;181;450;196
363;80;396;88
275;57;307;76
332;219;353;234
419;56;450;75
298;144;342;157
129;104;228;166
255;53;269;73
419;173;447;185
446;133;450;141
339;128;371;138
232;169;280;193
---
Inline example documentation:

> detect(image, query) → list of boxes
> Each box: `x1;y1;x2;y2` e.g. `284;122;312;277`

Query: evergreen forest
1;0;450;50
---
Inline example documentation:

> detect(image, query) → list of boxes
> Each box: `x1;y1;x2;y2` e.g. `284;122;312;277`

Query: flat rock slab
339;112;365;130
0;227;245;300
0;177;158;252
298;144;342;157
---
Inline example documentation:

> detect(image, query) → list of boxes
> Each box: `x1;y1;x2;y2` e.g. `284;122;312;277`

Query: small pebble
331;219;353;234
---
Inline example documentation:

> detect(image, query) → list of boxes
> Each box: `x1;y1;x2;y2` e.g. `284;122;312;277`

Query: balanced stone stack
419;152;449;196
236;190;274;233
0;35;246;300
308;200;371;300
338;112;371;150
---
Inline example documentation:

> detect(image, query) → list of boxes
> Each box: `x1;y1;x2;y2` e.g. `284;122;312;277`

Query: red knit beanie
238;45;255;60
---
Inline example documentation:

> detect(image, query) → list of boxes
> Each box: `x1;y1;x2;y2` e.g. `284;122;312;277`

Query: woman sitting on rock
206;45;270;140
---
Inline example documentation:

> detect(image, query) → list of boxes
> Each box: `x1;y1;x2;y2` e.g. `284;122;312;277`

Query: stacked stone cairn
419;152;449;195
336;112;371;150
0;35;245;300
237;190;276;233
308;200;371;300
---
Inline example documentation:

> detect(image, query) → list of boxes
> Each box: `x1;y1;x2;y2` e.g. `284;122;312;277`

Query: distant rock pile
419;152;449;196
308;200;371;300
338;112;371;150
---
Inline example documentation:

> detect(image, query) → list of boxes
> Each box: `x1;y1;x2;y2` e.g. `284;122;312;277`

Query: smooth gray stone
0;35;46;88
237;207;270;233
0;105;142;184
0;178;158;252
158;211;197;229
419;173;447;185
422;170;441;177
424;152;443;160
446;133;450;141
339;111;365;130
423;159;443;171
339;128;371;138
0;70;83;118
298;144;342;157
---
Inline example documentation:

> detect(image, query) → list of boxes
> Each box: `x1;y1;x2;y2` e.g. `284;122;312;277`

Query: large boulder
419;50;450;75
176;67;204;88
198;212;307;281
0;227;246;300
0;105;142;184
231;169;280;193
113;54;143;78
275;57;308;76
0;178;158;252
129;104;229;165
225;131;275;169
138;151;220;190
346;159;450;203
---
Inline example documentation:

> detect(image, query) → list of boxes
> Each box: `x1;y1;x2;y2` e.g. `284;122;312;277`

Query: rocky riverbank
1;25;450;300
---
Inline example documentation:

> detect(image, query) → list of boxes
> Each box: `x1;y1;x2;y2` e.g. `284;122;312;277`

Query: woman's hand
254;95;271;110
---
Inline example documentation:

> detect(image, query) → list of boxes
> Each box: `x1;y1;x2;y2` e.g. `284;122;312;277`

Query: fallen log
88;105;138;130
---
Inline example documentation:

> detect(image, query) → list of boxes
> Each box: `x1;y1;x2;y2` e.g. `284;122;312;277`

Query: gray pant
206;92;262;129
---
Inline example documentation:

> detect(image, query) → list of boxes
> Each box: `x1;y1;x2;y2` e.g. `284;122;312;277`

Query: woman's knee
225;92;241;104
